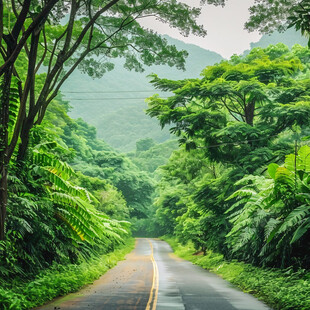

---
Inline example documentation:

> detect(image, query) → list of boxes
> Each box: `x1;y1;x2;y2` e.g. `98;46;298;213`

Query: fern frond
33;150;74;181
278;204;310;235
226;188;257;201
291;221;310;244
265;218;282;243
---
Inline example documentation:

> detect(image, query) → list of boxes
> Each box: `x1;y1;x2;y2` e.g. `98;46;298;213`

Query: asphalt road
35;238;271;310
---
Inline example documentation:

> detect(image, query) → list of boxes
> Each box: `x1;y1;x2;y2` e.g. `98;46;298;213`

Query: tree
287;1;310;47
147;44;310;263
244;0;310;46
0;0;207;240
0;0;61;241
136;138;156;152
146;44;310;172
206;0;310;44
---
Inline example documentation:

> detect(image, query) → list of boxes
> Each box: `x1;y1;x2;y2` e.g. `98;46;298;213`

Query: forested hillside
248;28;307;50
62;36;223;151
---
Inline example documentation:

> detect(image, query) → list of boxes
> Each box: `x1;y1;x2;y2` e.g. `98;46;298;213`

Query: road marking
146;239;159;310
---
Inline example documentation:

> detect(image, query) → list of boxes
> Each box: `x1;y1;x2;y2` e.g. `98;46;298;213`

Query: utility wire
64;97;167;100
62;90;157;93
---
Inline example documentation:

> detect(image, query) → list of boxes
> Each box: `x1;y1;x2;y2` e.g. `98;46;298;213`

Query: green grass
163;236;310;310
0;238;135;310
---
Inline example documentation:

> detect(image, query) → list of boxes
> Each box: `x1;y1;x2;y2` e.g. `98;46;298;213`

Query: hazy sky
139;0;262;59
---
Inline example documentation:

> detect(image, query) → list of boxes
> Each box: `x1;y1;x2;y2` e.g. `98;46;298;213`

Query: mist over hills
62;31;306;152
62;37;223;151
249;28;307;50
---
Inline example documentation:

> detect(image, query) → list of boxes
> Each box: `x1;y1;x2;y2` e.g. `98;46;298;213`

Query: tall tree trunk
14;30;41;163
0;66;12;241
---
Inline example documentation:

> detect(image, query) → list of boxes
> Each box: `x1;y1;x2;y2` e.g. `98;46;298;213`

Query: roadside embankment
163;237;310;310
0;238;135;310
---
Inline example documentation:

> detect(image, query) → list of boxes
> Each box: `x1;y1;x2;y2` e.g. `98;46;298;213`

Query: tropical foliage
147;44;310;268
227;145;310;267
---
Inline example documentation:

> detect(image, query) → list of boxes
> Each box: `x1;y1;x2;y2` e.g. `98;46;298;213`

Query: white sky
139;0;262;59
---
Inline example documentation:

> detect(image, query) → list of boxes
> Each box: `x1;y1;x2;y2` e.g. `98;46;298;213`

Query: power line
64;98;158;100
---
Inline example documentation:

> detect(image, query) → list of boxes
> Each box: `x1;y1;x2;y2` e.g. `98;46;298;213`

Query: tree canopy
147;44;310;172
147;44;310;268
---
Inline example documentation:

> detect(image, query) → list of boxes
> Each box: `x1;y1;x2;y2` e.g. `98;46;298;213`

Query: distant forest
63;29;307;151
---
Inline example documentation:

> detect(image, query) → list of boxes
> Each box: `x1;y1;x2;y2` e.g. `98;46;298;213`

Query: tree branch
0;0;59;76
221;98;243;122
8;30;40;158
62;0;78;53
35;26;47;74
64;0;120;61
47;29;67;75
11;0;31;41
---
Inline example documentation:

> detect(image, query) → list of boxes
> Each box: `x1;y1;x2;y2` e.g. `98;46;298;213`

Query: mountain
62;37;223;152
247;28;307;51
62;30;307;152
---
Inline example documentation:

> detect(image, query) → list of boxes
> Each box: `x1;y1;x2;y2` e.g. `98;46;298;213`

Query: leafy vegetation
127;138;178;174
0;94;130;276
147;44;310;268
0;238;134;310
227;145;310;267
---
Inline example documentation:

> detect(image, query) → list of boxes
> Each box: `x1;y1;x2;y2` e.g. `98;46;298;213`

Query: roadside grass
0;238;135;310
163;237;310;310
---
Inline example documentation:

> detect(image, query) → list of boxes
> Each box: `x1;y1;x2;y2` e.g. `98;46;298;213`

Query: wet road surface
152;239;270;310
35;238;271;310
36;239;154;310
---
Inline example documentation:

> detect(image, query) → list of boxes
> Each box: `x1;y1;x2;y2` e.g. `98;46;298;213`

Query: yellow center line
146;239;159;310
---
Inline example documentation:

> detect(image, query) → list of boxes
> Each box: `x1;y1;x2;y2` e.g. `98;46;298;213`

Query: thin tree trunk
9;30;41;160
0;166;8;241
0;66;12;240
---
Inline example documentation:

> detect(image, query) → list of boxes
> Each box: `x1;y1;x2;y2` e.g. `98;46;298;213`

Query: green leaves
268;163;279;179
227;144;310;266
31;148;128;245
288;0;310;47
147;44;310;175
146;41;310;271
